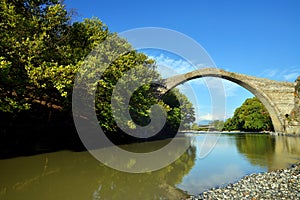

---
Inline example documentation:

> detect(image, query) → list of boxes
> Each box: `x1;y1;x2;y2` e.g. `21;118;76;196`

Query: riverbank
188;162;300;199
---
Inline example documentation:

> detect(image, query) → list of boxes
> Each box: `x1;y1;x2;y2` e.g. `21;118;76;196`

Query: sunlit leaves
223;97;274;132
1;0;196;140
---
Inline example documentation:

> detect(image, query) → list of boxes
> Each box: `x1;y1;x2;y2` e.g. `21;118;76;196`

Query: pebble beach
188;163;300;200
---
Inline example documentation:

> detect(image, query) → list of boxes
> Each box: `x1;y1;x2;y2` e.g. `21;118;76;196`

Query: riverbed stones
188;163;300;200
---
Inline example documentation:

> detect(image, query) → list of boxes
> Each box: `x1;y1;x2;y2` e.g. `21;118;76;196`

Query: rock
190;162;300;200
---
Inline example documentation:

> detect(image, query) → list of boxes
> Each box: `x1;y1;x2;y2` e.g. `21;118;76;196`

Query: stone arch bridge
161;68;297;134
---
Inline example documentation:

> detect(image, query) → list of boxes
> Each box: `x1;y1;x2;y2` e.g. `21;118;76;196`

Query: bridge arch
162;68;295;133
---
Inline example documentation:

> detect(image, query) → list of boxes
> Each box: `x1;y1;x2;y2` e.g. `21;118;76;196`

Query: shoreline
188;162;300;199
180;130;300;136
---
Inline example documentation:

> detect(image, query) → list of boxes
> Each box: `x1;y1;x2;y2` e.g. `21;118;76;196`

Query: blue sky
65;0;300;123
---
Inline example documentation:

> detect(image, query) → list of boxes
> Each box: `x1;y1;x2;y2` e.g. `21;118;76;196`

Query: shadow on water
0;109;84;159
0;139;196;200
0;112;180;159
0;86;183;159
1;132;300;198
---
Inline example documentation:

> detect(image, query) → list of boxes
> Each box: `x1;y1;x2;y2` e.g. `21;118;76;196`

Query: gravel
188;163;300;200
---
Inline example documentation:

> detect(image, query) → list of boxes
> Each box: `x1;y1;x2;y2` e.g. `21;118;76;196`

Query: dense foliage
223;97;274;132
0;0;111;112
0;0;195;153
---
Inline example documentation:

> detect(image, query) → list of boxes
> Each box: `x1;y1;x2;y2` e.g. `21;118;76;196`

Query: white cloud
283;72;298;81
149;53;245;98
260;66;300;82
196;113;229;122
197;113;214;121
261;69;279;78
148;53;198;78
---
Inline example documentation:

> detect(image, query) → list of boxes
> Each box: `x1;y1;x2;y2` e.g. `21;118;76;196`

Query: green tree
94;49;162;134
0;0;195;149
223;97;274;132
162;88;195;131
190;123;199;130
209;120;224;131
0;0;111;112
1;0;71;112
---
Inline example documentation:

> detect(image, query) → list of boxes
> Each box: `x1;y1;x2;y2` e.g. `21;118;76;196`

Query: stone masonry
162;68;299;134
287;76;300;134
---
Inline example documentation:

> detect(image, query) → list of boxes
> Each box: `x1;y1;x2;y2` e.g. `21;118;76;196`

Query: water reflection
0;138;195;200
177;134;300;195
236;134;300;170
1;134;300;198
177;134;260;194
235;134;276;169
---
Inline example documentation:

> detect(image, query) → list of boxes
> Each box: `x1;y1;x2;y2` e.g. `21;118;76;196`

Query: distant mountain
197;120;211;125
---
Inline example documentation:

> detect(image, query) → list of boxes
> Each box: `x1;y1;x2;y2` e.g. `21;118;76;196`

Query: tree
0;0;112;112
223;97;274;132
190;123;199;130
95;60;196;142
209;120;224;131
1;0;71;112
0;0;195;149
161;88;195;131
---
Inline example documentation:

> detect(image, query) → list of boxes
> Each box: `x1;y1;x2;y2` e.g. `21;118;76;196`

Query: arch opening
163;69;284;133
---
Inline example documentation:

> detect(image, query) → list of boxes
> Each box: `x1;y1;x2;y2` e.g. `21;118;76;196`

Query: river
1;133;300;200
